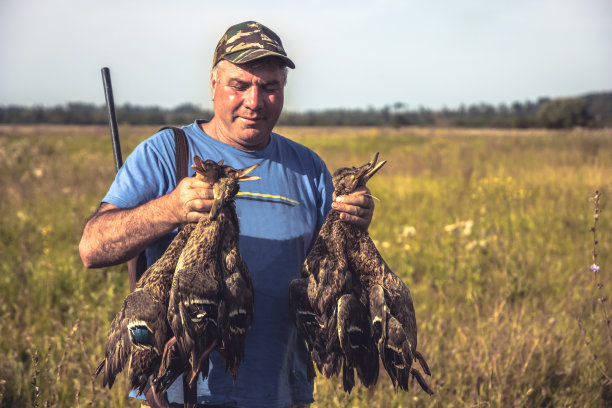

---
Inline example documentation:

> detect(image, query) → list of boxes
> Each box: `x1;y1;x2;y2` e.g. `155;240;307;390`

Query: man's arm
79;177;215;268
333;186;375;230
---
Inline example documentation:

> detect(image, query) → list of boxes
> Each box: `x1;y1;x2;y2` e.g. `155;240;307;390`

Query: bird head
192;156;225;184
332;152;387;195
191;156;260;219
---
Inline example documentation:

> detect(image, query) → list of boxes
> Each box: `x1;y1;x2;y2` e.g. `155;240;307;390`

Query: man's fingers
338;211;369;229
185;210;208;223
335;188;374;208
186;198;214;213
332;201;366;217
172;176;215;223
332;186;375;230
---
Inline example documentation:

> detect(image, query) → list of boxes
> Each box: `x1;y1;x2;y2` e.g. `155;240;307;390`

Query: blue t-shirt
102;120;333;407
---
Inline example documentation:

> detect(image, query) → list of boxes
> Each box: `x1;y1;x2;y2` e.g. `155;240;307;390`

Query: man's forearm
79;195;180;268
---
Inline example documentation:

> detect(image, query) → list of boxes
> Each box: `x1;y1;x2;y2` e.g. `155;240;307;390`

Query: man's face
210;59;285;150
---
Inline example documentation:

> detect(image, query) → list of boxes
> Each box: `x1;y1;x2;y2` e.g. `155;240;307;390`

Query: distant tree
2;91;609;128
173;103;202;114
511;101;524;116
585;91;612;126
536;97;592;128
498;103;509;116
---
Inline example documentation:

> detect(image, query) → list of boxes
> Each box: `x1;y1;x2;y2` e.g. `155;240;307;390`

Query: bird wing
97;289;167;394
381;314;413;391
167;262;221;385
337;293;379;391
96;295;132;389
136;223;196;298
216;214;254;381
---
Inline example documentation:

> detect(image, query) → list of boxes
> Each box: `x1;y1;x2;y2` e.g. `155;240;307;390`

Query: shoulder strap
172;127;189;183
157;126;190;184
170;127;189;232
128;127;190;292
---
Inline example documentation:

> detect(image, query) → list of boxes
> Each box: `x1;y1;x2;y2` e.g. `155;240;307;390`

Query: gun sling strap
127;126;190;290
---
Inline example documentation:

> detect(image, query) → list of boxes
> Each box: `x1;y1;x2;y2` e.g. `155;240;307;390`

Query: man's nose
244;86;263;110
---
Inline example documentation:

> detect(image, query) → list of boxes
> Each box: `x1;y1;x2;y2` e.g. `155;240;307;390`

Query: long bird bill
236;163;261;182
359;152;387;184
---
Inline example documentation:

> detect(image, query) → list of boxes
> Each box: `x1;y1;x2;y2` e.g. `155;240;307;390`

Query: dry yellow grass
0;125;610;407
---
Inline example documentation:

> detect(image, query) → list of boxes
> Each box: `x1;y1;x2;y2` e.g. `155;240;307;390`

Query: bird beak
357;152;387;183
237;163;261;182
364;159;387;182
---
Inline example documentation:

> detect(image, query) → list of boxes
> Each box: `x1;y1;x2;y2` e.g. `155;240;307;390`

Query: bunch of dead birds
96;156;259;400
96;153;432;399
289;153;433;395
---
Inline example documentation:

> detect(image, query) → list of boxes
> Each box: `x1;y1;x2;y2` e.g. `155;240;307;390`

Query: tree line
1;92;610;128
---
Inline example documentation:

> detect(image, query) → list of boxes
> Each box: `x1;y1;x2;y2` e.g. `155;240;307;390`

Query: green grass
1;124;610;407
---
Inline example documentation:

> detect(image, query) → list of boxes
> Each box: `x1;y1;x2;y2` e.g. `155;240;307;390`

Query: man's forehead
217;60;284;82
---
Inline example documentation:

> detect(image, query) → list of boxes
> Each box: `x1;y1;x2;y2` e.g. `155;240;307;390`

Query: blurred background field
0;124;610;407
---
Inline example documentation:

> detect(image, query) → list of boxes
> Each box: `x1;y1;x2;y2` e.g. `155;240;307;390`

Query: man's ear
210;70;217;101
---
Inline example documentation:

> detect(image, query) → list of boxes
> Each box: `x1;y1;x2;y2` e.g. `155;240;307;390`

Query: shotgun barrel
101;67;123;172
101;67;143;292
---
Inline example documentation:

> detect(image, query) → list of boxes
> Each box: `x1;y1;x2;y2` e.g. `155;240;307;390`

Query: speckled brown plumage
290;153;432;395
96;220;196;395
136;222;197;301
347;212;432;394
96;288;167;395
158;157;258;393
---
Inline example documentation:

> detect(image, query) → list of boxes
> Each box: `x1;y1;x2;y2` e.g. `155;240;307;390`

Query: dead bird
157;156;258;393
215;167;256;380
342;153;432;394
291;153;386;391
96;219;196;395
291;153;432;395
350;218;433;394
337;292;379;392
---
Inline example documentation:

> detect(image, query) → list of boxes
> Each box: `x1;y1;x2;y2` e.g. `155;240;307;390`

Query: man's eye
231;84;249;91
263;84;280;92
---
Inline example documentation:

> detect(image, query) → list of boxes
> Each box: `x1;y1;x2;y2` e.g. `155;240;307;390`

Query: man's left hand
332;186;375;230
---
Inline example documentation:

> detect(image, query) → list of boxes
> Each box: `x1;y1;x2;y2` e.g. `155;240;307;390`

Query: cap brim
223;49;295;69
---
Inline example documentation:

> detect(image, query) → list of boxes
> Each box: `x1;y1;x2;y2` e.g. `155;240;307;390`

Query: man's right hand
79;176;214;268
169;177;215;224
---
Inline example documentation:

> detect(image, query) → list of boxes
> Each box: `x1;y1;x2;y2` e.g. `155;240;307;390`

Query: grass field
0;124;610;407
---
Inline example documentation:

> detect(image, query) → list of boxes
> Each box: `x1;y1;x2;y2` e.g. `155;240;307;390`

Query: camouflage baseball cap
213;21;295;69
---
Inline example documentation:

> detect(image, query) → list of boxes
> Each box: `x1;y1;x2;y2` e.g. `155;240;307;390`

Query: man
80;21;374;407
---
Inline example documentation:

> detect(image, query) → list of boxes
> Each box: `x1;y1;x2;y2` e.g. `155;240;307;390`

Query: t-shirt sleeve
102;130;177;209
315;157;334;232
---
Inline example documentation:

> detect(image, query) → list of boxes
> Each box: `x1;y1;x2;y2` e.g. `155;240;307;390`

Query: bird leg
414;350;431;376
411;367;434;395
157;336;178;379
189;339;217;386
146;384;170;408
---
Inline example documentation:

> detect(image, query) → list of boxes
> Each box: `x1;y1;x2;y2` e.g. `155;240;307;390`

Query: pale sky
1;0;610;112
